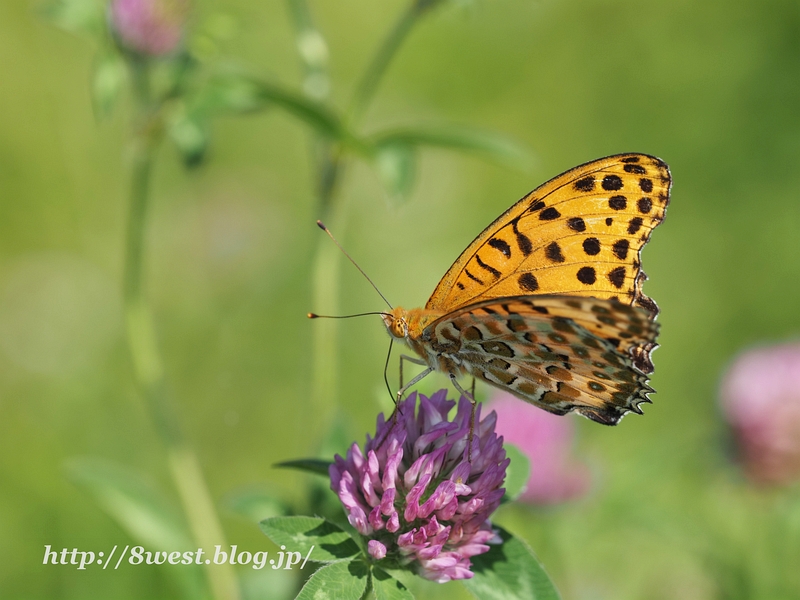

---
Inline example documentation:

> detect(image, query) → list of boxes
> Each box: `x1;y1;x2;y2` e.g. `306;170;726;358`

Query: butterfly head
382;308;409;339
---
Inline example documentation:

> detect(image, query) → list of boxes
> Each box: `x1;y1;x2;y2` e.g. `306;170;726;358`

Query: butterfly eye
393;318;407;337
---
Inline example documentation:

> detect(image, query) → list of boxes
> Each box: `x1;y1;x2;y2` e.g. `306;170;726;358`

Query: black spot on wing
475;255;501;279
612;239;629;260
545;242;565;263
582;237;601;256
608;266;626;288
529;200;546;212
488;238;511;258
577;266;597;285
624;164;646;175
539;207;561;220
567;217;586;232
511;217;533;256
602;175;624;191
609;195;627;210
518;273;539;292
465;269;484;285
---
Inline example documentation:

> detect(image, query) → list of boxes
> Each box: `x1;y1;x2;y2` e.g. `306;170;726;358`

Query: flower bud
110;0;190;56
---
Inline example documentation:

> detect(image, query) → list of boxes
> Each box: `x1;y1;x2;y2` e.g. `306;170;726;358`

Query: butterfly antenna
316;220;393;310
307;312;390;319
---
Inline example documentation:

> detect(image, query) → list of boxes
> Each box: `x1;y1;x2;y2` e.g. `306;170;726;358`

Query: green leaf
295;559;370;600
275;458;333;476
372;567;415;600
43;0;105;37
375;143;417;203
370;125;533;171
225;486;290;523
501;443;531;503
91;53;127;118
64;457;205;600
260;516;360;563
462;526;561;600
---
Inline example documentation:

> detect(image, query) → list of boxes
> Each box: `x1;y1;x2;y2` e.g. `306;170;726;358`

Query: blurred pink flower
719;342;800;486
488;393;591;504
110;0;190;56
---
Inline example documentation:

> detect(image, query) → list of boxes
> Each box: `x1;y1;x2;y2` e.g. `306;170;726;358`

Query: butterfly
381;153;671;425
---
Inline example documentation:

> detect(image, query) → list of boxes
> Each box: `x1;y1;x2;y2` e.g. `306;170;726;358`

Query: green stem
328;1;440;207
123;62;240;600
304;0;439;434
309;210;346;433
348;1;436;124
124;137;176;441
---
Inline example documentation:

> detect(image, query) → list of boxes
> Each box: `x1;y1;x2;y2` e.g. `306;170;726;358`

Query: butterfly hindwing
425;153;671;316
424;295;658;424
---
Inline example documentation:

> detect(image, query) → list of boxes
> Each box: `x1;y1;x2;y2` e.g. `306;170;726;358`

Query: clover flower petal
329;390;508;582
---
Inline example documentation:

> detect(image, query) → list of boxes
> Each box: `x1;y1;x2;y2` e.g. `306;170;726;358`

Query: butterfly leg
399;354;428;389
449;374;477;461
396;367;433;403
381;354;431;428
448;374;475;403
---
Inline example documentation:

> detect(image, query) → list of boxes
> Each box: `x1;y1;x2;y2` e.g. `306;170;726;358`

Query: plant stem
348;2;435;124
124;60;240;600
303;1;439;434
309;208;346;432
296;0;441;435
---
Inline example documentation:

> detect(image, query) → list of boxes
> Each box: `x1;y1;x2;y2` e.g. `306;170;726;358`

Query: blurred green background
3;0;800;598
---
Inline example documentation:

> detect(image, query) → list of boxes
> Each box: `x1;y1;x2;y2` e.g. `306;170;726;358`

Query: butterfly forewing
422;295;659;424
425;153;671;316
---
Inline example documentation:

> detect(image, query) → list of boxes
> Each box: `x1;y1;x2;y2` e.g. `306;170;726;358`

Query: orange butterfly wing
425;153;671;317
